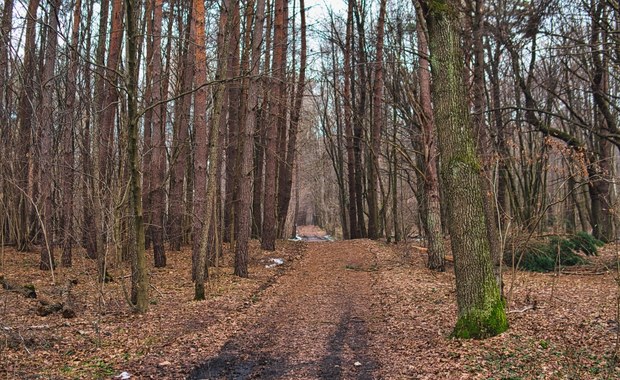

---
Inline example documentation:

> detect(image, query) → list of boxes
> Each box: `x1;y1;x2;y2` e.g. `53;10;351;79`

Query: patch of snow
115;372;131;379
265;258;284;268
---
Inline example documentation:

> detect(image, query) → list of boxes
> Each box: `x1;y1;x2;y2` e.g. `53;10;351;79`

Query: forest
1;0;620;378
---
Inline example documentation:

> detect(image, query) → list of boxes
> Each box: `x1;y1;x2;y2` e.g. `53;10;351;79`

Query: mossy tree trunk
425;0;508;339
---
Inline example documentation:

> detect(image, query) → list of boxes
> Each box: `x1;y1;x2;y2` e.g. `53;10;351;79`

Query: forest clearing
2;226;619;379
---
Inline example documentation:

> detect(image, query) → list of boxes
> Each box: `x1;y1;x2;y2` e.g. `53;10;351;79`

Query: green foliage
569;231;604;256
508;232;603;272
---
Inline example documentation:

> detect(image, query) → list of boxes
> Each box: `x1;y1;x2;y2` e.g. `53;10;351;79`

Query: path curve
188;240;383;379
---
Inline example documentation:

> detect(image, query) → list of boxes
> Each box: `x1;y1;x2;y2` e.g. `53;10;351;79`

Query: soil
188;237;380;379
2;226;620;379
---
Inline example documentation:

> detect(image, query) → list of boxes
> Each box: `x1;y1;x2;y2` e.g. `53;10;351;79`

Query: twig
508;305;536;314
150;284;164;297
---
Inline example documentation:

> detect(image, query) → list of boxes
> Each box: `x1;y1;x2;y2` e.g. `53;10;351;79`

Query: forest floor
1;226;620;379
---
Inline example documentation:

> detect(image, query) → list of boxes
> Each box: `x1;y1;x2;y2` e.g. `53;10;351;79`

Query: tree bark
415;3;446;271
169;1;194;251
223;0;242;244
60;0;81;267
235;0;266;277
367;0;387;240
191;0;211;281
343;0;358;239
261;0;287;251
15;0;40;252
277;0;306;239
426;0;507;339
126;0;149;313
148;0;167;267
38;0;61;271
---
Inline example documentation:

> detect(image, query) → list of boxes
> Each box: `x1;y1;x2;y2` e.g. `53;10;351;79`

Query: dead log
36;280;76;318
0;275;37;298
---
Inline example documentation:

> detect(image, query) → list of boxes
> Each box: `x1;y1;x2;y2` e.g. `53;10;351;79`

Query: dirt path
188;239;384;380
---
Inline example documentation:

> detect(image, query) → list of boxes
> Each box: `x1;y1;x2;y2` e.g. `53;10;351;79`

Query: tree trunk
426;0;507;339
15;0;40;252
191;0;212;281
235;0;266;277
38;0;61;271
343;0;358;239
169;2;194;251
60;0;81;267
148;0;167;267
471;0;502;291
194;0;231;299
277;0;306;239
415;3;446;271
366;0;386;240
125;0;149;313
224;0;242;244
261;0;287;251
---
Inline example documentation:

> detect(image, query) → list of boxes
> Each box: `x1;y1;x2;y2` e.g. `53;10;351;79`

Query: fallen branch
0;276;37;299
508;304;537;314
36;280;76;318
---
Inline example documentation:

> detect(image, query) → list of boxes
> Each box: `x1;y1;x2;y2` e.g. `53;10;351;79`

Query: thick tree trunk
426;0;507;339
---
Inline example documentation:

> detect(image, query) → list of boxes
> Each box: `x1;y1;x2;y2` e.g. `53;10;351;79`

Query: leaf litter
1;228;619;379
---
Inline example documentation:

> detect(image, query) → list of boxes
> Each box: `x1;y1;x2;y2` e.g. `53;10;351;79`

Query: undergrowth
508;232;604;272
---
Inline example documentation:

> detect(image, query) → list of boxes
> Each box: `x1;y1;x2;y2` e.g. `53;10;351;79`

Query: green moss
427;0;451;15
452;298;508;339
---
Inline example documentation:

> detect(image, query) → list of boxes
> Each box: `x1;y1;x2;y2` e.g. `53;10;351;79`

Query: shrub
505;232;602;272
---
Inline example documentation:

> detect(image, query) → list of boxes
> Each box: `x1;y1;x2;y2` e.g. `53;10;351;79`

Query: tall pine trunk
235;0;266;277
